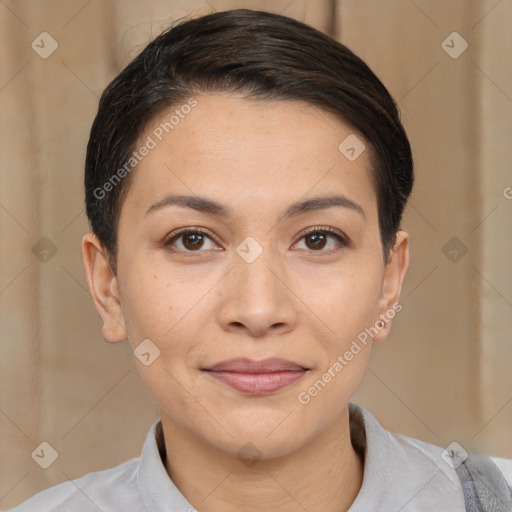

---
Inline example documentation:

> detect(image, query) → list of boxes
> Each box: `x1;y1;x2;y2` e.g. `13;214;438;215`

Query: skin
82;93;409;512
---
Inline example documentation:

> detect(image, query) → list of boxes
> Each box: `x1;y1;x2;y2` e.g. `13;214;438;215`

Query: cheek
296;286;378;426
296;261;382;408
118;260;219;392
118;267;201;408
296;260;383;341
119;260;200;341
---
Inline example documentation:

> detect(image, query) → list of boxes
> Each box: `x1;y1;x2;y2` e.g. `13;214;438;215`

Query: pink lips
203;358;308;395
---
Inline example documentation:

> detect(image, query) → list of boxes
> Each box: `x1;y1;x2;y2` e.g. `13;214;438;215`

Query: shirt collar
347;403;465;511
136;419;195;511
135;404;465;511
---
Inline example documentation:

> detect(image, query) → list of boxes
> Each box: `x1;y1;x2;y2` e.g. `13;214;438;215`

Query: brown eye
294;228;348;252
182;232;205;250
164;228;217;253
305;232;328;250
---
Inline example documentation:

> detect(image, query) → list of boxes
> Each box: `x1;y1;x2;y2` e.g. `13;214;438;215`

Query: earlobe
372;230;410;342
82;232;128;343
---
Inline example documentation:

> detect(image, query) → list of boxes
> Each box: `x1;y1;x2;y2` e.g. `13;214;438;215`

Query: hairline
105;91;392;274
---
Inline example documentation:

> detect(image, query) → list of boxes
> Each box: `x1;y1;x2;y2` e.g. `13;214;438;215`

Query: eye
163;228;219;253
293;227;348;252
162;226;349;255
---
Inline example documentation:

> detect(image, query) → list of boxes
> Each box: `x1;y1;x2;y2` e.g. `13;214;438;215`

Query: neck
160;408;364;512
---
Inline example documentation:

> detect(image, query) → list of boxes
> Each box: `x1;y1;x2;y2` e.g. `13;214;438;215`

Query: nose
217;244;298;338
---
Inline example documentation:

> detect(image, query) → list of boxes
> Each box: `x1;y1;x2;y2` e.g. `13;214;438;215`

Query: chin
202;410;316;460
212;429;308;462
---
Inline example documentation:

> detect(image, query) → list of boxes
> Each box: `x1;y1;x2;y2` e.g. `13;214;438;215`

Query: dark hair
85;8;413;273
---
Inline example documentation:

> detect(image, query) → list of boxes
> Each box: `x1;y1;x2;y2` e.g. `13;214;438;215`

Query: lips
202;358;309;395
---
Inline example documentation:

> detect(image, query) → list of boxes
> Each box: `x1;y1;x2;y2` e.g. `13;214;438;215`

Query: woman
11;9;512;512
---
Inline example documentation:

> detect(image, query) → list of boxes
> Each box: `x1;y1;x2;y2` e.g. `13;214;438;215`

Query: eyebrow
145;193;365;220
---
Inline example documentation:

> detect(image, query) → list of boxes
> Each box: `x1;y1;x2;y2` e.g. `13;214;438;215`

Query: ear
372;230;410;342
82;232;127;343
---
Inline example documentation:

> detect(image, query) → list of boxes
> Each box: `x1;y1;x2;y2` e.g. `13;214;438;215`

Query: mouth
201;358;310;395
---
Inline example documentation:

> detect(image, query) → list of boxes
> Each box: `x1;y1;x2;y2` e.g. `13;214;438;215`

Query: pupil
308;233;326;249
185;233;203;249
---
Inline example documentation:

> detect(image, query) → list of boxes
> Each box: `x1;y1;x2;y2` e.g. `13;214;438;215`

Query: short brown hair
85;9;413;272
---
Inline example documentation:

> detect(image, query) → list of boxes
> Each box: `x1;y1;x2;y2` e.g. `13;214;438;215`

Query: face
83;93;409;459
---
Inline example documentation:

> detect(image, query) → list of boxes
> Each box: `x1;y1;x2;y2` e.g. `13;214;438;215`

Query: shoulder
351;403;459;478
349;404;512;511
388;428;512;508
348;405;467;510
490;456;512;488
393;429;512;487
355;404;512;483
8;458;141;512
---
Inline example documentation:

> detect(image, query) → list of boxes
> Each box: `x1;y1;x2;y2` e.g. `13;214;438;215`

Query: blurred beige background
1;0;511;508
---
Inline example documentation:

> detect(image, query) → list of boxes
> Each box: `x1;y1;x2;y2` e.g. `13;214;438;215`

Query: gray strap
455;453;512;512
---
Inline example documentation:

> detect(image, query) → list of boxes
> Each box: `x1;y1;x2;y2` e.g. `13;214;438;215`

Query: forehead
121;93;377;222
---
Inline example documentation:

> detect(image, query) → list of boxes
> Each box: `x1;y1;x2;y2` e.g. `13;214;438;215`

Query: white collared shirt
9;404;512;511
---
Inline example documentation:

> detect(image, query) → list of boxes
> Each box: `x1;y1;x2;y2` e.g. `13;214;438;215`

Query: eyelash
162;226;349;255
